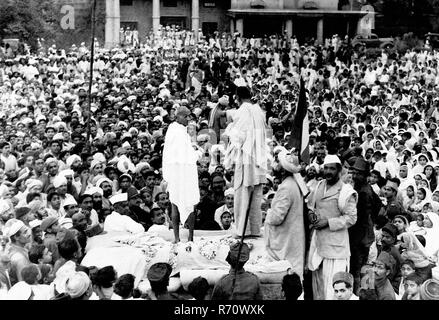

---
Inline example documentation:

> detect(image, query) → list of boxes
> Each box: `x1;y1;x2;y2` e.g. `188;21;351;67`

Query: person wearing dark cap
224;84;268;239
331;271;358;300
379;177;406;222
365;251;396;300
15;207;35;227
72;213;88;254
146;262;181;300
349;156;382;295
282;272;303;300
114;273;138;300
92;265;118;300
211;242;262;300
126;186;149;228
188;276;210;301
41;217;60;264
379;223;403;293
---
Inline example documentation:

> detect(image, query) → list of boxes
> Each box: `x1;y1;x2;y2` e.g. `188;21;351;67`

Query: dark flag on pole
287;77;310;164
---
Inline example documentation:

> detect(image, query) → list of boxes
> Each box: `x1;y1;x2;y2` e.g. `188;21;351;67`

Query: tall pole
87;0;97;148
347;0;353;41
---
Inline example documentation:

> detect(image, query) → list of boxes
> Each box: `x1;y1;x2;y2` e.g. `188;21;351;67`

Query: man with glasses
163;105;199;243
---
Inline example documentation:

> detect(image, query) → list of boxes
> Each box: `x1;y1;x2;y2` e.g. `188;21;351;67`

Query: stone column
105;0;120;49
285;19;293;38
192;0;200;40
317;18;324;45
230;19;235;34
236;18;243;36
357;18;364;36
152;0;160;35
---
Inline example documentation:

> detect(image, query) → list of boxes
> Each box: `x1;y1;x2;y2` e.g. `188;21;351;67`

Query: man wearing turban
264;150;308;281
208;95;229;143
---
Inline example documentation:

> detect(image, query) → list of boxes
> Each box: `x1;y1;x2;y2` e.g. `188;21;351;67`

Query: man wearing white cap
104;193;144;234
65;271;93;300
162;106;200;243
4;219;32;285
214;187;235;230
96;177;113;209
42;158;60;193
53;175;74;207
307;154;358;300
265;150;308;281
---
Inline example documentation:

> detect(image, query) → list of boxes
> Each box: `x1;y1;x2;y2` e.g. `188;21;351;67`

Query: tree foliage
0;0;60;50
0;0;106;51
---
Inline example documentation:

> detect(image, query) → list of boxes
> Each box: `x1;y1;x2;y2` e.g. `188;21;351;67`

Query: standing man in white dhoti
307;155;358;300
224;84;268;238
163;106;200;243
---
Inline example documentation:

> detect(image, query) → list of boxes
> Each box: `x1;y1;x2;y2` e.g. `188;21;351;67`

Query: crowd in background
0;25;439;300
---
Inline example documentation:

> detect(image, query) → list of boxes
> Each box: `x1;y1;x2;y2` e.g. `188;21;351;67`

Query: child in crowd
402;273;423;300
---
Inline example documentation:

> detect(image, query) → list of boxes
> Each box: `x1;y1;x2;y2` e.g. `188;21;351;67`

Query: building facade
104;0;370;48
105;0;231;48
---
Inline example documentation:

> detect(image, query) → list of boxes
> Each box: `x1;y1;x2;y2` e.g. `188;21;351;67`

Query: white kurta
162;122;200;224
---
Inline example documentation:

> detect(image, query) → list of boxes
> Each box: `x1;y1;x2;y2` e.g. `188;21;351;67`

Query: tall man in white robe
224;85;267;237
163;106;200;243
307;155;358;300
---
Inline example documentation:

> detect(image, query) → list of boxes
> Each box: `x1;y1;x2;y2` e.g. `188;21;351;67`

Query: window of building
120;0;133;6
303;1;318;9
250;0;265;9
163;0;178;7
160;17;186;29
203;0;216;8
121;22;138;30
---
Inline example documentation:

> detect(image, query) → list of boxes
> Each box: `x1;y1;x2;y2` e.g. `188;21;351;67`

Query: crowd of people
0;25;439;300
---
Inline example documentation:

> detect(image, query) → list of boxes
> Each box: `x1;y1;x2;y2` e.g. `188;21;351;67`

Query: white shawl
162;122;200;223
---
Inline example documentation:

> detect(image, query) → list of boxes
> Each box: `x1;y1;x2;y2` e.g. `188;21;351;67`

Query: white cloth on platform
104;211;145;234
